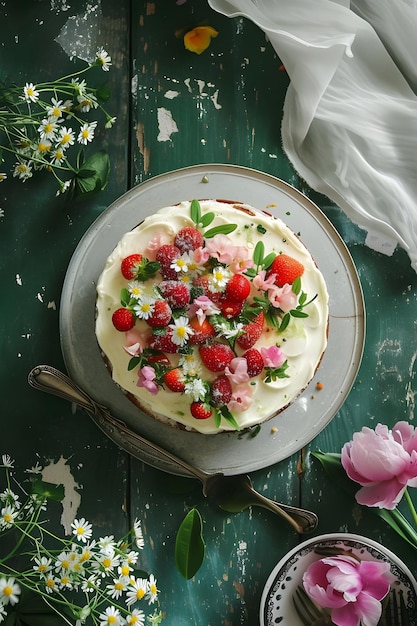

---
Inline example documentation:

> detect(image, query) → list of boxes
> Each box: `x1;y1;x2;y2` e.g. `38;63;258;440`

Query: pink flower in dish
227;383;253;412
268;283;297;313
225;357;250;385
341;422;417;509
253;269;276;291
260;345;285;368
303;554;394;626
137;366;158;395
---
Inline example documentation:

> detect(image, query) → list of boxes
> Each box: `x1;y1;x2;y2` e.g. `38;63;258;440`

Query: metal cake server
28;364;318;535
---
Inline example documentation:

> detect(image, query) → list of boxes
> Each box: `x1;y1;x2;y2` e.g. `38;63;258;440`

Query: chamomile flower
126;578;148;606
34;139;52;157
1;455;14;468
77;121;97;144
179;353;201;377
215;321;244;339
0;172;7;182
71;517;93;543
81;574;100;593
0;488;20;508
0;577;21;606
146;574;158;604
99;606;122;626
13;160;32;180
51;147;65;165
57;574;73;590
105;116;117;128
133;295;156;320
106;577;127;599
43;574;58;594
96;48;112;71
77;93;99;112
170;252;193;274
209;266;231;292
47;98;64;118
55;551;73;572
93;549;120;576
126;608;145;626
184;377;206;402
23;82;39;103
0;505;18;528
37;117;58;140
169;316;194;346
58;126;75;149
128;281;144;299
33;556;52;575
0;604;7;621
79;541;96;563
133;519;145;550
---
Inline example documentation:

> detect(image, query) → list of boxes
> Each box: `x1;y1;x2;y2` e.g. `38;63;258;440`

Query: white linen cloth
208;0;417;272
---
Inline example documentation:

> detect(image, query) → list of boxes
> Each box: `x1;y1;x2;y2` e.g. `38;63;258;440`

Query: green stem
404;488;417;527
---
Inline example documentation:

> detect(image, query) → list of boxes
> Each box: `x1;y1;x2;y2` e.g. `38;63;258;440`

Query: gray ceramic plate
260;533;417;625
60;164;365;475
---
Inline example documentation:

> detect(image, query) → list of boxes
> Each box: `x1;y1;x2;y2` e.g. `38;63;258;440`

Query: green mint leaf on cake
217;405;241;431
190;199;201;225
204;223;237;238
264;360;290;383
200;212;215;227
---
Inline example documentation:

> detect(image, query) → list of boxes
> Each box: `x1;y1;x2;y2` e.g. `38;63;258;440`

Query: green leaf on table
175;508;205;579
32;479;64;502
74;150;110;198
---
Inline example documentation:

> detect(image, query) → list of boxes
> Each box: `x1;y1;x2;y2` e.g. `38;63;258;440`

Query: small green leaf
253;241;265;267
120;288;130;307
219;405;240;430
74;150;110;198
290;309;308;318
200;212;215;227
190;199;201;225
244;267;257;278
262;253;276;270
175;509;205;579
204;224;237;238
292;276;302;295
32;479;64;502
279;312;290;332
128;356;142;371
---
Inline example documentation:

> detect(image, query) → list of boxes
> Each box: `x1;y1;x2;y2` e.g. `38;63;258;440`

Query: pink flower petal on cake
225;357;250;384
260;345;285;368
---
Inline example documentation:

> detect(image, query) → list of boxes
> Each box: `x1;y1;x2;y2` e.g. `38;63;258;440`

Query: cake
95;199;328;434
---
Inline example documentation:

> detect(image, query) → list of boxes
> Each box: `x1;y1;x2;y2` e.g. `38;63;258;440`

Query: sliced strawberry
188;317;216;345
121;254;143;280
164;368;185;392
268;253;304;286
112;308;135;331
221;299;243;320
236;321;263;350
199;343;235;372
147;329;178;353
156;244;181;280
159;280;190;309
190;401;213;420
243;348;264;377
174;227;204;253
146;352;171;366
146;300;172;328
210;375;232;407
224;274;251;302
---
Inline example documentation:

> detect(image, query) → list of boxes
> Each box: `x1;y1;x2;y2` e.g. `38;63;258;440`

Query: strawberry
121;254;143;280
199;343;235;372
236;321;263;349
147;329;178;353
190;401;212;420
221;299;243;320
146;300;172;328
164;368;185;392
112;308;135;331
188;316;216;344
210;375;232;407
243;348;264;377
174;227;204;253
159;280;190;309
268;253;304;286
224;274;251;302
146;352;171;366
156;244;181;280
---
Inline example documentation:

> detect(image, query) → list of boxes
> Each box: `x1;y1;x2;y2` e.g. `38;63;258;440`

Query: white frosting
95;200;328;434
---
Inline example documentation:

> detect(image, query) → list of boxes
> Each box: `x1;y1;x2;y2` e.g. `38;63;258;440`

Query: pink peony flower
225;357;250;385
227;383;253;413
303;554;394;626
268;283;297;313
137;366;158;395
260;345;285;368
341;422;417;509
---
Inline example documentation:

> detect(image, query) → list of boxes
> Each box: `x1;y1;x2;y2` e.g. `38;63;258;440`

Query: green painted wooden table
1;1;417;624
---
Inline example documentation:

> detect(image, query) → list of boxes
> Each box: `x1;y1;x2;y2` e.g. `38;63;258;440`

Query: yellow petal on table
184;26;218;55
